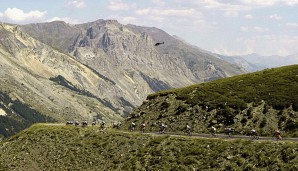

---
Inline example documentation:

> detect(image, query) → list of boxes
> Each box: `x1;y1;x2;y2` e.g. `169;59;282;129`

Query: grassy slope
124;65;298;136
0;124;297;171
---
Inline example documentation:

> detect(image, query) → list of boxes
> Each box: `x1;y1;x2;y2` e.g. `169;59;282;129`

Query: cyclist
140;121;146;133
210;126;217;137
250;129;258;140
159;123;167;134
184;124;191;136
129;121;136;131
273;129;282;141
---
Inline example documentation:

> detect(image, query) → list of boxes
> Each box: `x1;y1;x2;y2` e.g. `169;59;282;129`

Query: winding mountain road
143;132;298;142
44;123;298;142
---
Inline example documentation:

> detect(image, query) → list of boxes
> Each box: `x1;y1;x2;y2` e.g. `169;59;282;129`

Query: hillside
0;23;122;137
0;124;297;170
124;65;298;136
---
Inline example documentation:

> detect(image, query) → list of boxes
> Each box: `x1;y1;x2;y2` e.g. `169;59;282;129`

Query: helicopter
154;41;164;46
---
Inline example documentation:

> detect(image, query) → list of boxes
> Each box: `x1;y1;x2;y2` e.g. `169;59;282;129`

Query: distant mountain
168;37;261;72
240;53;298;69
210;53;298;72
124;65;298;136
216;54;263;72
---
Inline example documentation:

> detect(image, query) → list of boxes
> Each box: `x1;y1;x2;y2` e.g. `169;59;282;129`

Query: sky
0;0;298;56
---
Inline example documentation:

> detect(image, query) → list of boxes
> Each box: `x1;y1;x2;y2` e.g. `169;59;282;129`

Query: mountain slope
0;23;122;137
124;65;298;136
0;124;297;170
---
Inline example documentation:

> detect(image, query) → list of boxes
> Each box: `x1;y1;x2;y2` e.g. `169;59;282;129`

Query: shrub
160;101;170;110
175;105;187;115
260;118;267;128
241;117;248;124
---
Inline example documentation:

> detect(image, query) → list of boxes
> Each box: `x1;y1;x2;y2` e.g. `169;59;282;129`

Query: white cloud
224;10;239;17
184;0;298;14
136;8;196;17
214;46;254;56
46;17;80;24
240;26;249;32
215;34;298;56
250;35;298;56
241;26;269;32
284;0;298;6
134;7;207;29
269;14;282;20
67;0;86;8
254;26;269;32
286;22;298;28
151;0;165;6
118;16;138;24
244;14;253;19
0;8;47;23
108;0;136;11
240;0;277;6
158;9;196;16
135;8;151;15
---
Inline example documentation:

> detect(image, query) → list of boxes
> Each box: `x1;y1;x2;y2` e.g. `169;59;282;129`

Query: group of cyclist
92;119;283;141
128;121;283;141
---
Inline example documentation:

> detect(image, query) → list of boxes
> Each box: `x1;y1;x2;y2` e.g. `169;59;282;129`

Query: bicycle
184;129;192;136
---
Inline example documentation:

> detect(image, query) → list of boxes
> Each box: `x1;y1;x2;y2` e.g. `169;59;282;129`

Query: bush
260;118;267;128
285;120;298;131
175;105;187;115
160;101;170;110
241;117;248;124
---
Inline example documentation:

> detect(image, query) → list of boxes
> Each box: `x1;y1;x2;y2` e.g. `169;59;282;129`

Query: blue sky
1;0;298;56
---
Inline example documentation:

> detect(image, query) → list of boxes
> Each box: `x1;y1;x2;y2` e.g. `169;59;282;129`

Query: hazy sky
1;0;298;56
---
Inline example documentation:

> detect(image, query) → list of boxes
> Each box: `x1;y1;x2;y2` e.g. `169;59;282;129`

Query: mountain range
0;19;245;137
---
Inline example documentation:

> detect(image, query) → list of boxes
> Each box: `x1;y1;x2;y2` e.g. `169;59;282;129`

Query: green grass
0;124;297;171
149;65;298;111
125;65;298;137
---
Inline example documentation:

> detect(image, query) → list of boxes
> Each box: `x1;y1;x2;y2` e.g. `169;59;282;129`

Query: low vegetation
125;65;298;137
0;124;297;170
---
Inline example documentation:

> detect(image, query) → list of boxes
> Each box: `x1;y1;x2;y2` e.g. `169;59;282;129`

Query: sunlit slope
0;124;297;170
125;65;298;136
